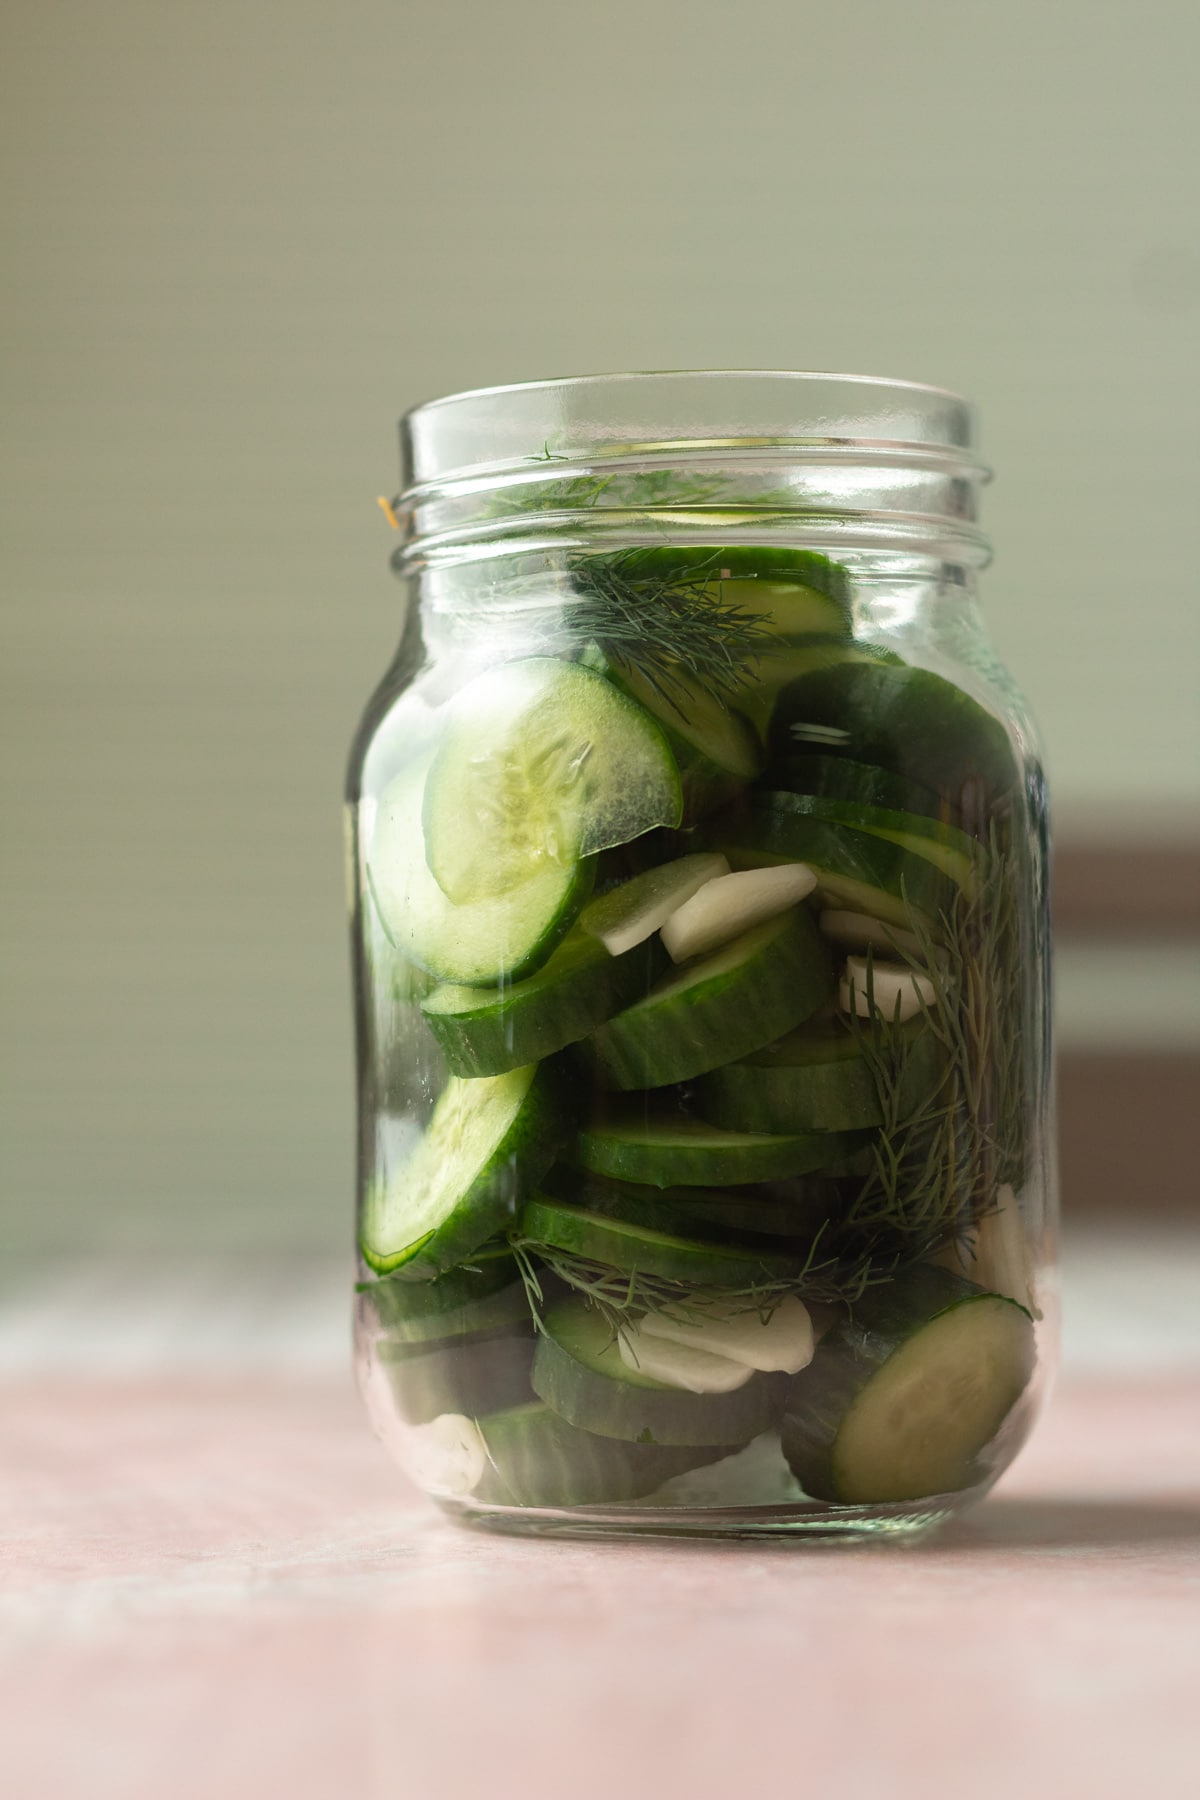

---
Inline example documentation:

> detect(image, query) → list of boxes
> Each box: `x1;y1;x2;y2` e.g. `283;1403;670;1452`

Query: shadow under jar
347;371;1058;1540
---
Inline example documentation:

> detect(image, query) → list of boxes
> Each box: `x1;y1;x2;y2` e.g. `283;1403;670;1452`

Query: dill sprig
836;828;1031;1259
490;464;737;518
567;548;782;712
508;1226;886;1351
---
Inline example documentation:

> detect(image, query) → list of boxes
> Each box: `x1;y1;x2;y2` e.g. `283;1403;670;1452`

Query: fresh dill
566;548;782;712
836;828;1031;1261
508;1226;887;1350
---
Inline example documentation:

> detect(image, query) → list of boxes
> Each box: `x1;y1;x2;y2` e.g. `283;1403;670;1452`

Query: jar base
436;1494;966;1544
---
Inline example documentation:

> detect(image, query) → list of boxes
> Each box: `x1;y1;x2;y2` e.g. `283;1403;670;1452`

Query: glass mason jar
348;371;1057;1540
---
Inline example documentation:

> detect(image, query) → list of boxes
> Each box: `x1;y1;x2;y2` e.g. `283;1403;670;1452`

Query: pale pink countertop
2;1232;1199;1800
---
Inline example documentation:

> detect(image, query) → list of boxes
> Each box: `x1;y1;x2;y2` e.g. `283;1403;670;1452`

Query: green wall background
3;1;1197;1255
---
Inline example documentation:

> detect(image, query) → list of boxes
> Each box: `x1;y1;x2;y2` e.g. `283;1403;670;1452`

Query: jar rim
405;367;973;420
394;371;990;571
400;369;982;491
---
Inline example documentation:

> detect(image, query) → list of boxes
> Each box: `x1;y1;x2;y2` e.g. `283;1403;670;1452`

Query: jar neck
390;372;992;582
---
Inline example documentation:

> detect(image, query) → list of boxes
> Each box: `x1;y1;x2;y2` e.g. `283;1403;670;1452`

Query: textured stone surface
3;1231;1198;1797
3;1367;1199;1800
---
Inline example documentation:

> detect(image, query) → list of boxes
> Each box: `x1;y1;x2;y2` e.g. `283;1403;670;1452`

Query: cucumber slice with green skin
780;1264;1036;1502
470;1404;734;1506
518;1195;805;1285
360;1246;528;1344
676;1181;844;1242
596;545;853;607
380;1326;536;1426
420;923;665;1079
696;1016;946;1136
769;661;1019;815
761;794;978;894
575;1112;872;1189
612;658;763;784
532;1296;782;1445
719;796;954;933
589;907;833;1090
369;761;595;986
768;753;955;827
541;1164;835;1246
581;853;730;955
423;658;683;905
590;554;853;767
361;1064;566;1276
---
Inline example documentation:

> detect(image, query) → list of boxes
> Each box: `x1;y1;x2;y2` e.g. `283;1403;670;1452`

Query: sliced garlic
618;1319;754;1393
661;864;818;963
819;908;923;958
404;1413;488;1496
839;955;938;1024
639;1294;814;1374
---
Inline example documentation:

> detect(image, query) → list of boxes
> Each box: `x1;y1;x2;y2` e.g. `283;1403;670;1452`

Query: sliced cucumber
589;545;852;606
380;1326;536;1425
423;658;682;904
768;752;956;827
769;661;1019;814
674;1180;844;1242
420;922;664;1079
758;794;978;893
471;1404;733;1506
576;1112;871;1189
532;1296;781;1445
361;1246;529;1344
612;658;763;785
780;1264;1036;1502
589;907;833;1090
361;1065;564;1276
518;1194;804;1285
580;853;730;955
659;864;817;963
719;795;954;932
696;1015;945;1135
369;761;594;986
540;1164;837;1246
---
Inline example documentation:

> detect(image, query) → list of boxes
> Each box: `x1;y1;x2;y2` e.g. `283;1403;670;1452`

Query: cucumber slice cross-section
423;658;683;905
379;1326;536;1425
576;1113;872;1188
420;920;665;1079
471;1403;734;1506
696;1015;945;1135
589;906;833;1090
369;760;593;987
360;1245;527;1344
780;1264;1036;1502
719;795;955;933
531;1295;781;1445
768;753;954;825
361;1065;564;1276
770;661;1019;816
518;1194;805;1285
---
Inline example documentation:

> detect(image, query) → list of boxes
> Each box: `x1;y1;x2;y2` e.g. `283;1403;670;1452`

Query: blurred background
2;0;1197;1293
